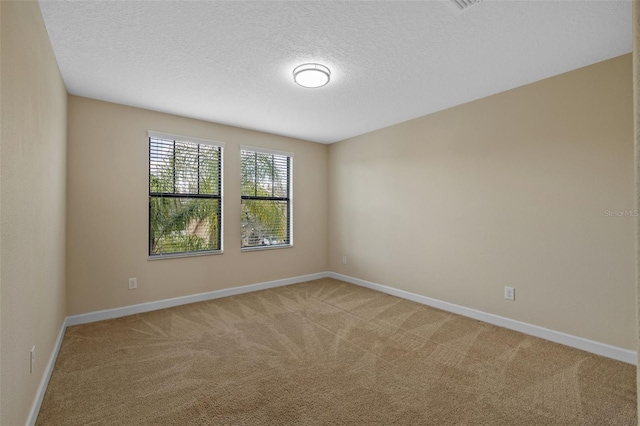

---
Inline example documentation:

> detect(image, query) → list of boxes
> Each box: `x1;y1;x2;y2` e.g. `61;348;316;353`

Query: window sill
148;250;223;261
241;244;293;253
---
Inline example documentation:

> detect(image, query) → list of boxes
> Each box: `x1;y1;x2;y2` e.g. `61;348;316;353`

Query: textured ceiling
39;0;631;144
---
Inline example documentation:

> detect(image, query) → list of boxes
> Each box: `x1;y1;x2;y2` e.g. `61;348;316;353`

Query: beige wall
633;0;640;413
329;54;635;350
66;96;328;316
0;2;68;425
1;2;3;420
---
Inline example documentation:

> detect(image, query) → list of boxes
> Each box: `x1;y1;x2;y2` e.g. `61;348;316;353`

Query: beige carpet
37;278;636;425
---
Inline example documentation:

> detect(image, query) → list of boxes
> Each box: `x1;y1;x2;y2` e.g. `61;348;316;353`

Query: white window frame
148;131;225;259
240;145;293;251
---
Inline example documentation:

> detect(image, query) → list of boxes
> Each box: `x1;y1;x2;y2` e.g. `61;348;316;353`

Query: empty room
2;0;639;424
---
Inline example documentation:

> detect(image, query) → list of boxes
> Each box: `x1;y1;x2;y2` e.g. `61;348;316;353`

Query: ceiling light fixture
293;63;331;88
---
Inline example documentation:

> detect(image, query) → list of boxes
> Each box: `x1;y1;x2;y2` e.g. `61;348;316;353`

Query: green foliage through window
149;136;222;256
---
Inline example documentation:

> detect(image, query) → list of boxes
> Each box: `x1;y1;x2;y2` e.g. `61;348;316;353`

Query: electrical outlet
30;346;35;374
504;286;515;301
342;256;347;265
128;277;137;290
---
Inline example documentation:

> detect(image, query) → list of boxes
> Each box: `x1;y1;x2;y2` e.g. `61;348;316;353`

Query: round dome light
293;63;331;88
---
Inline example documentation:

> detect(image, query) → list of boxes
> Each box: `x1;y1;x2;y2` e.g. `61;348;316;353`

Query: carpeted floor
37;278;636;425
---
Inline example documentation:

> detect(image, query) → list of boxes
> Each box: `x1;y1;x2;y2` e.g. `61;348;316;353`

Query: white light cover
293;63;331;88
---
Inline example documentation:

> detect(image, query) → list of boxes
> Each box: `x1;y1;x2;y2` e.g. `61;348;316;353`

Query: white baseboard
26;317;68;426
66;272;329;326
327;272;637;365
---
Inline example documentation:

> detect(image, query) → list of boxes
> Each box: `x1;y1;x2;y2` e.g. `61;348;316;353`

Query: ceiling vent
448;0;482;12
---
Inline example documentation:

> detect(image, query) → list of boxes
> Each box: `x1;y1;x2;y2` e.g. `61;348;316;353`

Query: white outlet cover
30;346;35;373
504;286;515;301
128;278;137;289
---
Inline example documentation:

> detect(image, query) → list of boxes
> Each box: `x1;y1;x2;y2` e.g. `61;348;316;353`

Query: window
241;146;293;250
148;132;224;258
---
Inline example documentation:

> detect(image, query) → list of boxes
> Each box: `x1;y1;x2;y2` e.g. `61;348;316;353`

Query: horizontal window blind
240;148;292;249
149;136;222;257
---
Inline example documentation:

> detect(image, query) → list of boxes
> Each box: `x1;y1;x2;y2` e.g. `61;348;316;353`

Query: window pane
271;155;289;198
150;197;220;255
241;199;289;247
149;139;175;193
150;138;220;196
198;144;220;195
240;150;289;198
241;151;257;196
